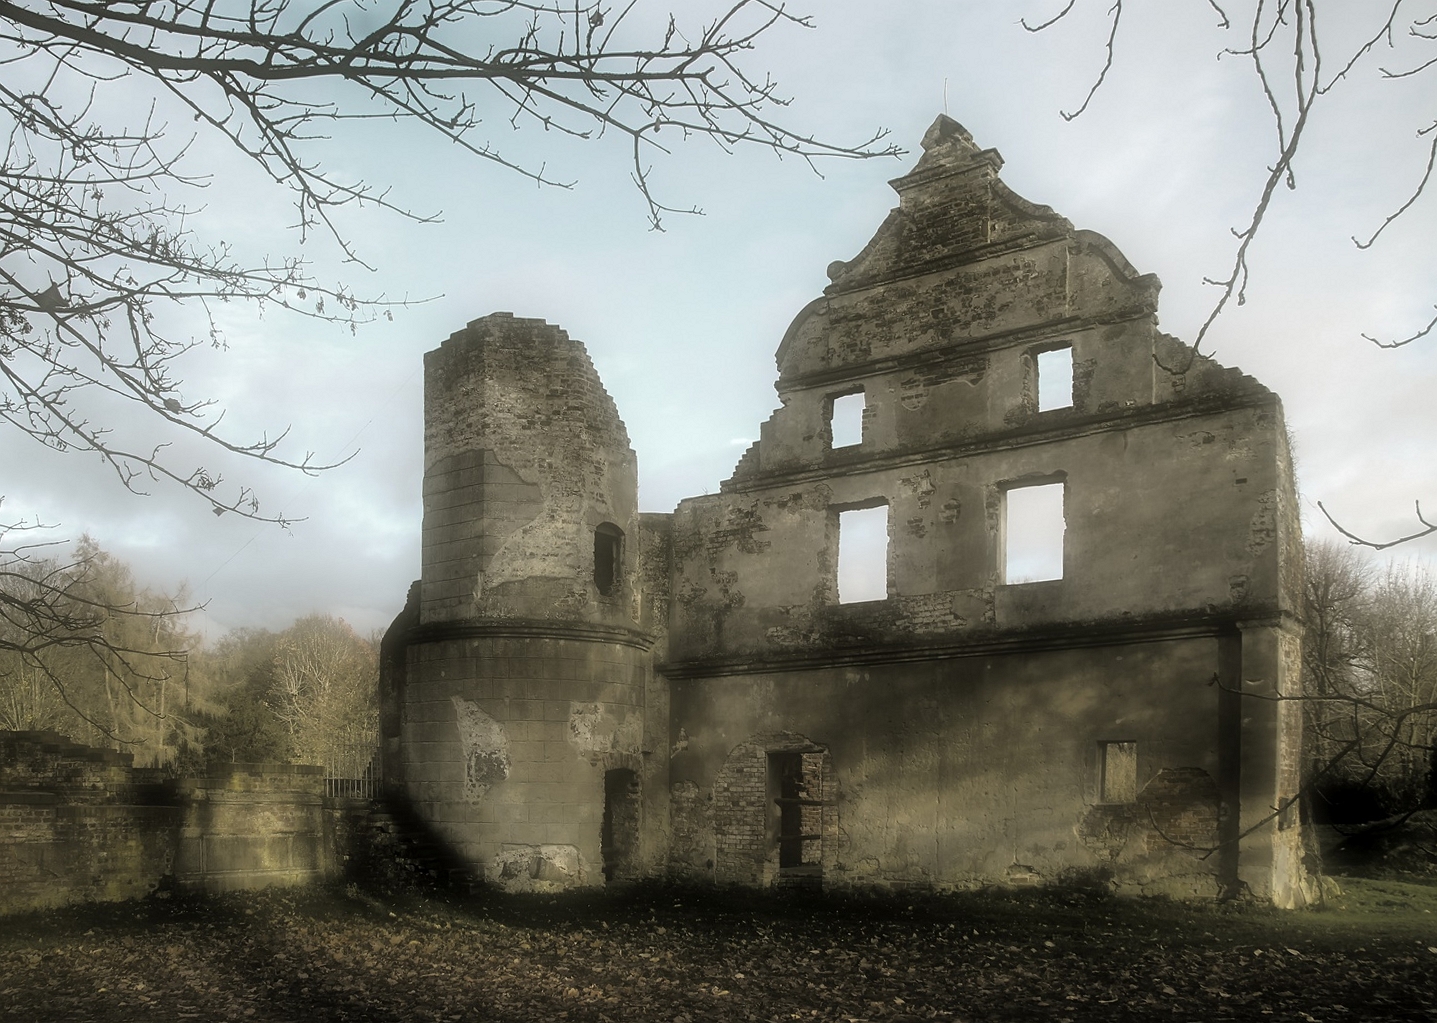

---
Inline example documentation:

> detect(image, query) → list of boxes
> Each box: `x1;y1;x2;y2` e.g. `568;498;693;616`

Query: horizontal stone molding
777;307;1154;391
659;608;1297;679
407;617;656;652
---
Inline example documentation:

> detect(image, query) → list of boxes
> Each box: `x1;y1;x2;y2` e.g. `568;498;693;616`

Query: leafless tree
0;521;197;759
1;0;894;522
270;613;376;768
1026;0;1437;548
1303;540;1437;827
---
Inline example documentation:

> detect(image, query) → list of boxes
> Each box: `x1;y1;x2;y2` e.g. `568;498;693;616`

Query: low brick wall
1;731;362;916
0;794;177;913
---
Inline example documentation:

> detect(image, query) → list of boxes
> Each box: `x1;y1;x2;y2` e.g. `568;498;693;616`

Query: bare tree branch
0;1;899;728
1318;500;1437;551
0;0;899;519
1026;0;1437;361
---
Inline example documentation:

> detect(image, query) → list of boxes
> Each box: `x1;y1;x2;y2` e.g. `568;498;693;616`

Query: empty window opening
837;504;888;603
1100;741;1138;803
1277;793;1298;831
769;751;825;881
601;768;641;883
1003;482;1064;583
594;522;624;596
829;391;866;448
1036;346;1074;412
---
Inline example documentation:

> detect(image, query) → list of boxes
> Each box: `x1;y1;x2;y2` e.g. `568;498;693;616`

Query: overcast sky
7;1;1436;641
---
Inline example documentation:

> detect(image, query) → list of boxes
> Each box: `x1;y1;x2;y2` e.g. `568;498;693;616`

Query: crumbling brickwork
387;115;1309;905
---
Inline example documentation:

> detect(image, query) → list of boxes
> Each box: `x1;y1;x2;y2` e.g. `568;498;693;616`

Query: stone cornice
408;618;656;652
777;309;1153;393
658;609;1300;680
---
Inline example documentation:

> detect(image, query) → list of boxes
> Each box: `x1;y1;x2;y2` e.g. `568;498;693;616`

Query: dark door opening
769;750;824;883
601;768;640;884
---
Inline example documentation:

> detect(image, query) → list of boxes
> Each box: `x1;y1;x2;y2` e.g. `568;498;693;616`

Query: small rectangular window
829;392;865;448
594;523;624;595
1003;482;1064;583
1036;346;1073;412
1278;794;1297;831
837;504;888;603
1100;741;1137;803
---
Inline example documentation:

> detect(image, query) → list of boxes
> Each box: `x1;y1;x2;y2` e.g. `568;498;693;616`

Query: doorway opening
601;768;640;884
768;750;825;886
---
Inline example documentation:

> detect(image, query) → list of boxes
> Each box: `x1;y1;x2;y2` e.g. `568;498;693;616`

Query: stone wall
0;731;355;916
669;641;1228;897
172;764;334;893
656;116;1308;904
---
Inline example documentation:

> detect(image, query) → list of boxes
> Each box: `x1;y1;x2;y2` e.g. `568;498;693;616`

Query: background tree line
0;536;377;773
1304;540;1437;826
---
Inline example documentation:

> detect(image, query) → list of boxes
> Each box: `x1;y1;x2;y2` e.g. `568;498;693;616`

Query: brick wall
0;731;354;916
710;733;836;887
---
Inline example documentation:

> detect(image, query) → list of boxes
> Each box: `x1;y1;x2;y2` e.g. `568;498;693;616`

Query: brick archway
712;732;837;888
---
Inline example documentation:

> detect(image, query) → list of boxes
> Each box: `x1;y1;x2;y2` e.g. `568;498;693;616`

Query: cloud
6;2;1432;640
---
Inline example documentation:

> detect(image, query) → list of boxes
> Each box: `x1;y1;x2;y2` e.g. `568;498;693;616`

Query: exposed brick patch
1078;767;1220;867
712;733;836;887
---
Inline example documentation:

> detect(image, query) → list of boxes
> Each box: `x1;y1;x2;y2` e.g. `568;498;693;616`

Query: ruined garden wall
0;732;354;916
1;732;176;914
172;764;337;893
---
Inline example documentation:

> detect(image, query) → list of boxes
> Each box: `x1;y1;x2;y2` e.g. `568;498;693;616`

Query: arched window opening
594;522;624;596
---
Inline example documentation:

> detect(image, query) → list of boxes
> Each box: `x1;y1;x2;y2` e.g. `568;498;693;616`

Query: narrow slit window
837;504;888;603
1003;482;1065;583
1036;346;1074;412
1100;741;1138;803
829;391;865;448
594;522;624;596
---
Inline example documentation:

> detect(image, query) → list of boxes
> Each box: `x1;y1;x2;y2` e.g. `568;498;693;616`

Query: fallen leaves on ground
1;878;1435;1022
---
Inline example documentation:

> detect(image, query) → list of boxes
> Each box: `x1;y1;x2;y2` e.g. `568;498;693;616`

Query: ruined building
380;116;1310;906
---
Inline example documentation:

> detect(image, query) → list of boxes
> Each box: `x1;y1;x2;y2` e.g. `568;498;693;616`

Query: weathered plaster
451;697;509;802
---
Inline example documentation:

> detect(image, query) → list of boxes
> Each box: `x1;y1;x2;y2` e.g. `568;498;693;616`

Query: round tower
395;312;653;890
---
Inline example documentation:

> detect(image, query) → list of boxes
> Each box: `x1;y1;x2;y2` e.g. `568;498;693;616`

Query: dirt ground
1;877;1435;1022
